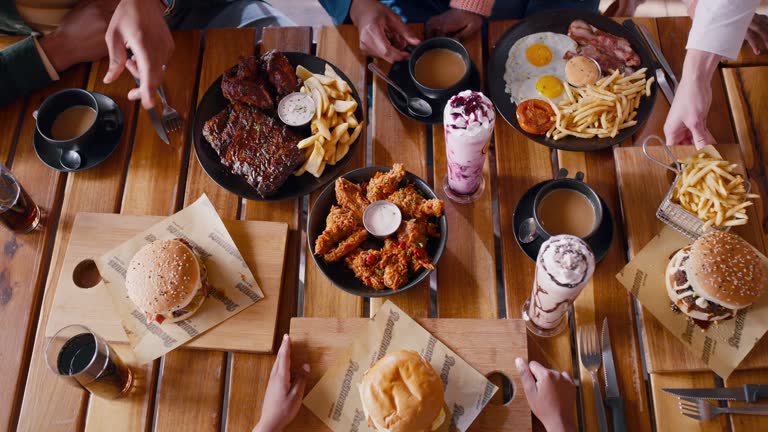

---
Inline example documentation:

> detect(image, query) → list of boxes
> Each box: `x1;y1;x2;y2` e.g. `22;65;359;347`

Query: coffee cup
34;89;118;158
408;37;471;100
532;169;604;241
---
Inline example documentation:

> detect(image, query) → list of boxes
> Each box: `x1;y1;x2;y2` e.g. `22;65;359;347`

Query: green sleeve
0;37;54;106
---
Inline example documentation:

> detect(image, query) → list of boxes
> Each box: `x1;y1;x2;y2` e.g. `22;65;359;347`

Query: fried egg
504;32;577;105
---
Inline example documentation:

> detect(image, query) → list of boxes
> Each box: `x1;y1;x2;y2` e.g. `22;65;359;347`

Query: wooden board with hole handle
286;317;530;431
44;212;288;353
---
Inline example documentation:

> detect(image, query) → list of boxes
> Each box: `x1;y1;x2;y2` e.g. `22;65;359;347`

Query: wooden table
2;18;768;432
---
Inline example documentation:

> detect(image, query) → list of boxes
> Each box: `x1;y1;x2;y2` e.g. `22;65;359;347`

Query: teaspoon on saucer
368;63;432;118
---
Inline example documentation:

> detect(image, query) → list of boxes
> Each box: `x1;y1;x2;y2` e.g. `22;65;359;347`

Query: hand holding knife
602;318;628;432
127;51;170;145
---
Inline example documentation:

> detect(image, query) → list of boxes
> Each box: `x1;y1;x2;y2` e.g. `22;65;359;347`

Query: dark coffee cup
408;37;471;100
34;89;117;154
533;170;604;241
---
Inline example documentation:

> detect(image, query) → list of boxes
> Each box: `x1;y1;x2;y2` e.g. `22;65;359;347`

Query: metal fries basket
642;135;747;240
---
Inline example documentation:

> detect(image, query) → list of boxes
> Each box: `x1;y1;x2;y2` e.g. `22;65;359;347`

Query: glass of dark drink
45;325;133;399
0;165;40;233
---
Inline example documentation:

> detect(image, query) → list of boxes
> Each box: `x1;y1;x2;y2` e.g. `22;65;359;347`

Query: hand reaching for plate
426;8;483;40
517;358;577;432
349;0;421;63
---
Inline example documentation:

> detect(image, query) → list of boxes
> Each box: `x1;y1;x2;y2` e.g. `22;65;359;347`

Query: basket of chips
642;135;759;240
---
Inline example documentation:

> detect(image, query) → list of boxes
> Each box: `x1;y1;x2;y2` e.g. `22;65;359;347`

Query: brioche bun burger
358;350;445;432
666;231;766;329
126;239;210;324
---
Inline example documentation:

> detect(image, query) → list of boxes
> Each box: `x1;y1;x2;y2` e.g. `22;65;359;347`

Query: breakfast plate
307;165;447;298
488;10;658;151
193;52;364;202
386;60;481;124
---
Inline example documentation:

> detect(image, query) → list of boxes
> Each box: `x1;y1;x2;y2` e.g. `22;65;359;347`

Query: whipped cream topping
443;90;495;137
539;235;595;288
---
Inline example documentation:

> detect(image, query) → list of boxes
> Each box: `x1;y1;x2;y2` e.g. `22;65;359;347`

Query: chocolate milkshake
523;235;595;337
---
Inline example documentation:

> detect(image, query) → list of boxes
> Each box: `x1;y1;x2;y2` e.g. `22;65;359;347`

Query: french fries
672;151;760;229
294;64;364;178
545;68;654;140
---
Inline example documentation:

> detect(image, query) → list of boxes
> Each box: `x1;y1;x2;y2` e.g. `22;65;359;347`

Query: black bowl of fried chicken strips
308;164;447;297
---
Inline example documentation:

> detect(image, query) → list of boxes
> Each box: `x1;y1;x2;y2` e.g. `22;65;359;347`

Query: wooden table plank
302;25;366;320
722;67;768;247
149;29;234;432
628;18;668;147
656;17;735;145
431;31;497;320
719;66;768;432
558;150;652;432
11;65;93;432
368;24;431;319
488;20;572;432
226;26;311;432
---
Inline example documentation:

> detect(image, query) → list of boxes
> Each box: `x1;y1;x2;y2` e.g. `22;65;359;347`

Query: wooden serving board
287;318;531;432
45;212;289;353
614;144;768;373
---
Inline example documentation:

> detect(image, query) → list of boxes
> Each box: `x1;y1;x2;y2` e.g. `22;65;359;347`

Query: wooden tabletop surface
2;17;768;432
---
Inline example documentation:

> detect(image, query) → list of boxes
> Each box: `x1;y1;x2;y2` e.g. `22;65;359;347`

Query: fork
579;325;610;432
679;397;768;421
157;85;182;132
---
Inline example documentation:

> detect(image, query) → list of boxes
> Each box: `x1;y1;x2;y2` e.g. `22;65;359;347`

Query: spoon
367;63;432;118
518;217;539;244
60;150;82;170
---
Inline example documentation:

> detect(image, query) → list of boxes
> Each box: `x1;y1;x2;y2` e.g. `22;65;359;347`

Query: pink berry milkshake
443;90;495;203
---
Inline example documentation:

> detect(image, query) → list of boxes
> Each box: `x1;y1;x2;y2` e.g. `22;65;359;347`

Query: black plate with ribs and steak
193;51;364;201
487;10;657;151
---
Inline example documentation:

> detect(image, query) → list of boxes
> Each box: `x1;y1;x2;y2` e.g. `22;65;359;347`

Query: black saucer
512;180;614;263
33;92;124;172
387;61;481;124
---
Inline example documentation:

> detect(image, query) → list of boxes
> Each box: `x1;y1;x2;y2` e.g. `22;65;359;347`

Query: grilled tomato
516;99;555;135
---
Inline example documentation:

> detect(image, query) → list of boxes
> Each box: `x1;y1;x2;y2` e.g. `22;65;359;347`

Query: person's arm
449;0;494;17
0;37;56;106
664;0;760;148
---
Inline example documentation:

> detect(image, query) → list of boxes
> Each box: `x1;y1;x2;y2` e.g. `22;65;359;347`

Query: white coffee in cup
51;106;97;141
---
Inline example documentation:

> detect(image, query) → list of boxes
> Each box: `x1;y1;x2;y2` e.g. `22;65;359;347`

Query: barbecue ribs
203;103;304;197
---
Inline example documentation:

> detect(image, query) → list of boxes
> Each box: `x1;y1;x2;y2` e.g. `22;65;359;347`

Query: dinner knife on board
601;318;628;432
664;385;768;403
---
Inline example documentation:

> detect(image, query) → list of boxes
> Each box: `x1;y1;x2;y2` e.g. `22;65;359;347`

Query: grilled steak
203;103;304;197
222;56;275;110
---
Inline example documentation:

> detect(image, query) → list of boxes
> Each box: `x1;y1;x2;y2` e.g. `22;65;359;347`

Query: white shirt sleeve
686;0;761;60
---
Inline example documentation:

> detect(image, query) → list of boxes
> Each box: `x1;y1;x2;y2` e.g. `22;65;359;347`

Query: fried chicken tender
380;239;410;289
366;163;405;202
397;219;439;272
323;228;369;263
345;249;386;290
335;178;369;222
315;206;358;255
387;184;444;219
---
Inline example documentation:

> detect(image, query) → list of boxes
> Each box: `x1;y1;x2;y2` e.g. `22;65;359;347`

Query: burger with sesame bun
126;239;210;324
666;231;767;329
358;350;445;432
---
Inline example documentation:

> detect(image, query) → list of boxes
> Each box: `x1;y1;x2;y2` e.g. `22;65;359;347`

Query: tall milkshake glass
443;90;495;204
522;235;595;337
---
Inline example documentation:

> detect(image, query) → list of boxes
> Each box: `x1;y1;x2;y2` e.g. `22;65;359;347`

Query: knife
655;69;675;105
127;54;170;145
636;23;678;89
663;385;768;403
601;318;627;432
